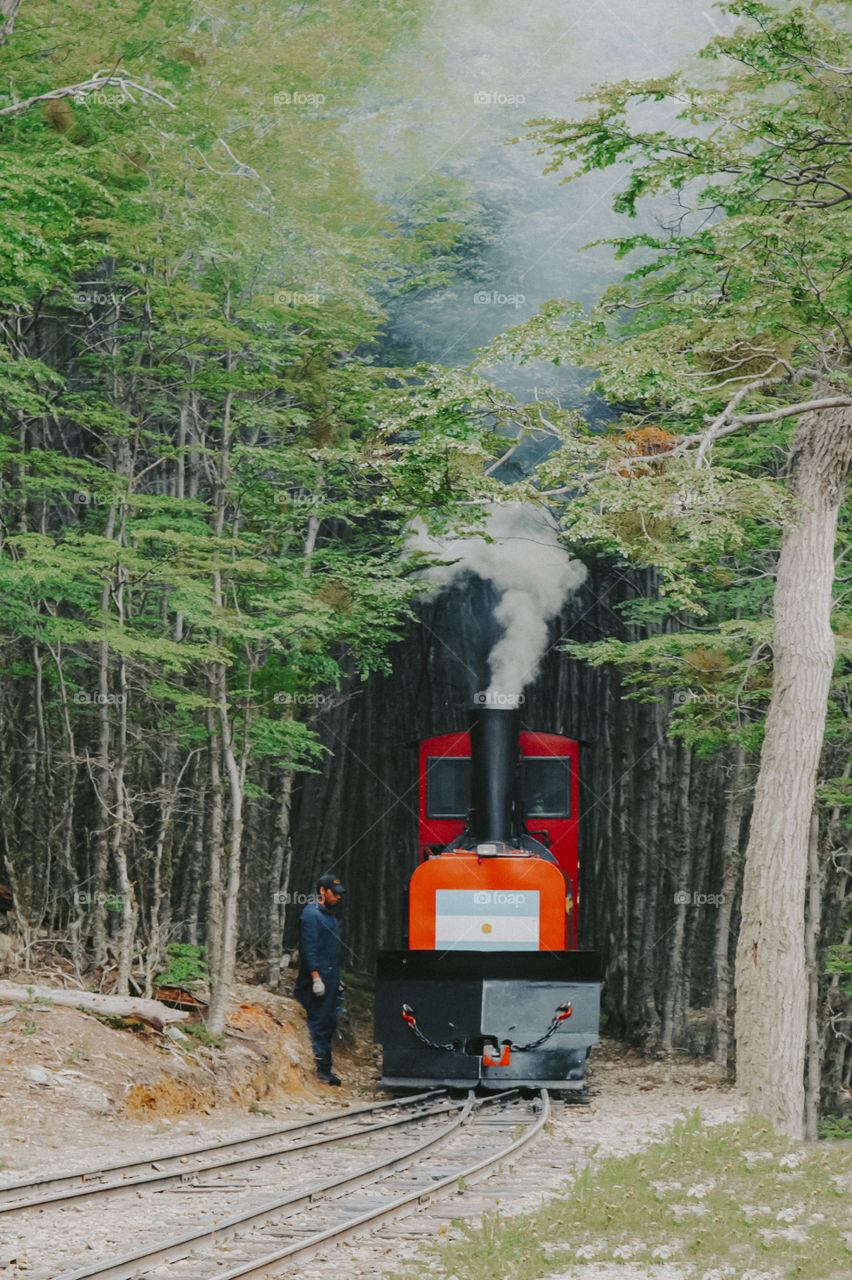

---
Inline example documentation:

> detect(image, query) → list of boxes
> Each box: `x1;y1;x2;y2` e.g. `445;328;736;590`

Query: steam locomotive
374;705;601;1089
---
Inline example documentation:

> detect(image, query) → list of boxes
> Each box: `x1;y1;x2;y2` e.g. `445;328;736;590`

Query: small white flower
742;1149;775;1168
670;1202;708;1220
742;1204;773;1221
687;1180;715;1199
778;1152;802;1169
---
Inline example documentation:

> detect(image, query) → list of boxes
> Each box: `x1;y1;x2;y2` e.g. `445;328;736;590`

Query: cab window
522;756;571;818
425;756;471;819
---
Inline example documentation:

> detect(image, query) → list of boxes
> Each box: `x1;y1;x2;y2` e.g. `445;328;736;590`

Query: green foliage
155;944;208;992
818;1116;852;1140
825;945;852;1000
182;1022;225;1050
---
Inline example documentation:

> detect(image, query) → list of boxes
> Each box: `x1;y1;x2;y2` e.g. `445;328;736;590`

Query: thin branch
728;396;852;427
0;74;177;118
191;139;272;196
694;371;789;466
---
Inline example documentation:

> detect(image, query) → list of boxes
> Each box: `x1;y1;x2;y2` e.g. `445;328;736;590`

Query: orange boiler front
409;853;567;952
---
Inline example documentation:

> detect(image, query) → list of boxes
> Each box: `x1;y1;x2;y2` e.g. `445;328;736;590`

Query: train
374;705;601;1089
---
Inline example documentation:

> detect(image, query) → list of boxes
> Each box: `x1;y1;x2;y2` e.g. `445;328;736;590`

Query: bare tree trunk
185;756;205;946
207;673;244;1036
713;745;749;1069
661;745;691;1050
735;398;852;1138
92;636;112;968
205;696;224;998
0;1;22;48
143;741;184;997
804;811;823;1140
204;359;237;1036
267;769;295;988
111;647;136;995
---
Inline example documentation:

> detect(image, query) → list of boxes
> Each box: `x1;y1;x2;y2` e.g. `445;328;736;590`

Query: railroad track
0;1089;447;1214
1;1089;549;1279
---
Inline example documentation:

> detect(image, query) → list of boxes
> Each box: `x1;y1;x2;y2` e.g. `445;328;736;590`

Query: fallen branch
0;980;189;1027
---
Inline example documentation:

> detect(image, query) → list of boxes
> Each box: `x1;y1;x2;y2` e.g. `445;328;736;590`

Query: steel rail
57;1091;478;1280
0;1088;442;1210
214;1088;551;1280
0;1095;454;1214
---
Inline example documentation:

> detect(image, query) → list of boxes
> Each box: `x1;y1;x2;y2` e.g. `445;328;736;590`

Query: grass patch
385;1112;852;1280
182;1022;225;1050
818;1116;852;1141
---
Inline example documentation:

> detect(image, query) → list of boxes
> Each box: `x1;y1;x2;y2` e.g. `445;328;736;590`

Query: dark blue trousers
302;984;338;1075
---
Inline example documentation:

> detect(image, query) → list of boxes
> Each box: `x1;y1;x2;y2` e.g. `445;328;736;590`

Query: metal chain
401;1000;572;1055
508;1002;573;1052
401;1004;457;1052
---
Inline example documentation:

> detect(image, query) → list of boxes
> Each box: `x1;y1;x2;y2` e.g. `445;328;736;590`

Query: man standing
294;873;345;1085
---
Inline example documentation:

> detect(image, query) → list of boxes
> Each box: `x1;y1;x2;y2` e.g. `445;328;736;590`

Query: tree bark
267;769;294;988
0;981;188;1027
804;811;823;1140
713;745;749;1069
0;1;21;48
734;398;852;1138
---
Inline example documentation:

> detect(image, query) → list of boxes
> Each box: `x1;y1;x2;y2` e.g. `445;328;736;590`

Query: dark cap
318;873;345;895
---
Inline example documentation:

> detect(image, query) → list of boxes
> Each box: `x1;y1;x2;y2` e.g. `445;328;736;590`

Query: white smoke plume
410;503;586;700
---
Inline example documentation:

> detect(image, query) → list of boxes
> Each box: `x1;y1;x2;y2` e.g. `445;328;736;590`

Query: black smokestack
468;705;520;845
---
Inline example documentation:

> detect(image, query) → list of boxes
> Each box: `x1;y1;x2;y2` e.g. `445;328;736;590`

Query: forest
0;0;850;1143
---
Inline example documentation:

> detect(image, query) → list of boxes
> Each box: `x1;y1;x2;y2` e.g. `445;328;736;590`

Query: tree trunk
267;769;295;988
804;811;822;1140
207;678;243;1036
0;1;21;48
0;981;188;1027
661;744;691;1050
734;398;852;1138
205;695;224;1003
713;745;749;1069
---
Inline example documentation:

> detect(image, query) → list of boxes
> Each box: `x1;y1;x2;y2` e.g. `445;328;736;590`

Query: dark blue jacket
297;900;341;986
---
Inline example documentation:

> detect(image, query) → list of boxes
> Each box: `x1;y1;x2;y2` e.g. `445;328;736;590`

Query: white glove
312;975;326;996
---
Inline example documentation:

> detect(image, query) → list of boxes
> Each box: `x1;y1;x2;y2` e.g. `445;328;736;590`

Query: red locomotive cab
417;724;580;948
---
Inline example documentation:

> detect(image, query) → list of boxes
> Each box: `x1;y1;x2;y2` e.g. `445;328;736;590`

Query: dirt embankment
0;974;377;1181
